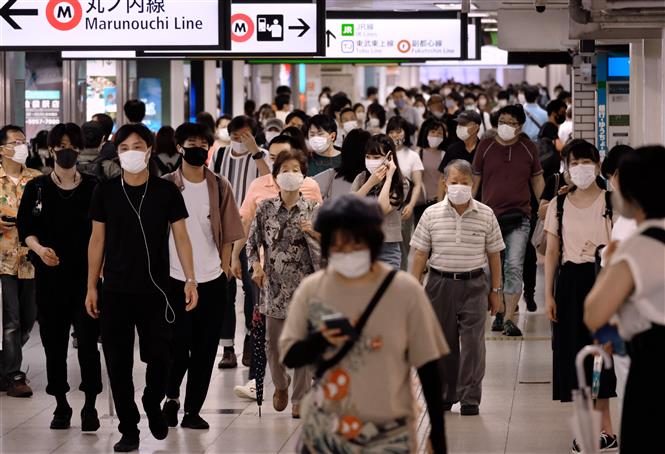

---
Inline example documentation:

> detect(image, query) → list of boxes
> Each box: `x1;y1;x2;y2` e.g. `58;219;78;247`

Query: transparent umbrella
571;345;613;454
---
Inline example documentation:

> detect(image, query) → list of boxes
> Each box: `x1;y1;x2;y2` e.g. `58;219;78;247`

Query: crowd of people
0;78;662;454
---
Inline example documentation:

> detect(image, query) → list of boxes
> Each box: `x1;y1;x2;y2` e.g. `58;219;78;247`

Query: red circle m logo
46;0;83;31
231;13;254;43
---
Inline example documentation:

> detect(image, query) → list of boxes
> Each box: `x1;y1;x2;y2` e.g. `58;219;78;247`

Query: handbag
299;270;410;454
531;174;560;255
497;209;526;236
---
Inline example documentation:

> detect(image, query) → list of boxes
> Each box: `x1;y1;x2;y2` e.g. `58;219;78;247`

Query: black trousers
100;290;172;437
522;214;538;297
37;275;102;397
166;275;227;415
222;247;253;344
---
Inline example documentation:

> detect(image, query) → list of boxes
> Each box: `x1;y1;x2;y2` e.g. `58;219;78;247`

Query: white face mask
446;184;472;205
456;125;471;141
265;131;280;144
517;93;526;104
119;150;148;174
569;164;597;190
497;99;508;108
329;250;372;279
356;112;366;122
38;148;50;159
230;140;248;154
342;121;357;134
431;110;444;119
9;144;29;165
216;127;230;142
497;124;517;141
275;172;304;192
320;97;330;108
415;106;426;117
309;136;330;154
386;100;396;110
464;104;477;111
368;118;380;128
442;87;452;96
427;136;443;149
365;158;383;174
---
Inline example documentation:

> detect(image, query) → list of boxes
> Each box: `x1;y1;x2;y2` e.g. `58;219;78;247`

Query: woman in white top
543;140;618;452
584;146;665;454
387;116;422;271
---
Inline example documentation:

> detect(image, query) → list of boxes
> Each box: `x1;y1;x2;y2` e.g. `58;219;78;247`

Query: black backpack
536;123;560;178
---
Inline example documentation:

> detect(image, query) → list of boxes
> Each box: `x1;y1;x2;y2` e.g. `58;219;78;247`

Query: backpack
536;123;560;178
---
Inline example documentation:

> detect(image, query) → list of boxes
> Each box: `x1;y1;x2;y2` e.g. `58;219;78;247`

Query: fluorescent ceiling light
468;12;489;17
481;18;497;23
435;3;477;10
484;27;498;32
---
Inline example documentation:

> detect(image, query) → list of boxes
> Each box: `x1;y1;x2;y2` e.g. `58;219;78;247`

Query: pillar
572;55;597;145
630;37;665;147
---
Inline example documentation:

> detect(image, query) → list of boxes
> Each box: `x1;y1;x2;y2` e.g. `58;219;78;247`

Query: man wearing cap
261;118;284;149
411;159;504;416
437;111;481;201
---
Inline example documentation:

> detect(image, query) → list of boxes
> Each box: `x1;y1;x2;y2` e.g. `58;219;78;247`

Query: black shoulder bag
314;269;397;379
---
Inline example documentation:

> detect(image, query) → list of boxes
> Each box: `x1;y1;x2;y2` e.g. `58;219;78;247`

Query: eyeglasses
3;140;26;147
498;120;520;128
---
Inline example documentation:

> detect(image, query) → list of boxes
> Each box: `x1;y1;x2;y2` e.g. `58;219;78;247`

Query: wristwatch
251;150;265;160
491;287;503;294
185;278;198;287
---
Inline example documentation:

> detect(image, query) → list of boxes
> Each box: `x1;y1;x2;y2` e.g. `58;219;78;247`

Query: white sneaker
234;379;257;400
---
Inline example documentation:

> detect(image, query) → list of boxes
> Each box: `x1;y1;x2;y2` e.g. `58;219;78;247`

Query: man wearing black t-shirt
86;124;198;453
437;110;481;200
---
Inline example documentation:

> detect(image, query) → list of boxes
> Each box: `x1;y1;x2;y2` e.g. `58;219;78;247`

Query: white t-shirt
612;218;665;340
558;120;573;144
168;178;222;283
395;147;424;182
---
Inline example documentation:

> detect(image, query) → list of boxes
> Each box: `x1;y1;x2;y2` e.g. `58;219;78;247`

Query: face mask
517;93;526;104
555;114;566;125
265;131;280;144
343;121;357;134
464;104;477;111
9;144;29;165
497;99;508;108
456;125;471;141
329;250;372;279
569;163;597;190
415;106;426;117
119;150;148;174
447;184;472;205
442;87;452;96
365;158;383;174
54;148;78;169
309;136;330;154
320;97;330;108
386;100;396;110
216;127;230;142
497;124;517;141
275;172;304;192
38;148;50;159
391;136;404;147
395;99;407;109
368;118;380;128
478;98;488;108
182;146;208;167
445;99;456;109
427;136;443;148
230;140;248;154
431;110;444;119
356;112;366;122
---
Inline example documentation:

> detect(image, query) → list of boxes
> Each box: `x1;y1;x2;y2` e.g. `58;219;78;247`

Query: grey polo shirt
411;197;505;272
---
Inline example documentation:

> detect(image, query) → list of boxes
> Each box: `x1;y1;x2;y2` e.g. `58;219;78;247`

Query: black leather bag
497;209;526;236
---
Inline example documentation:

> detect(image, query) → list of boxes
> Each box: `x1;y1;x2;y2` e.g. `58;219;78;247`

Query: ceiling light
435;3;477;10
468;12;490;17
484;27;498;32
481;18;497;23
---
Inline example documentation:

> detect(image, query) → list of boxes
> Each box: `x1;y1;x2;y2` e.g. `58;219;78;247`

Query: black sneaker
460;405;479;416
491;313;504;332
113;435;140;453
142;395;168;441
162;399;180;428
181;413;210;430
503;320;523;337
81;407;100;432
524;293;537;312
600;432;619;451
50;405;73;430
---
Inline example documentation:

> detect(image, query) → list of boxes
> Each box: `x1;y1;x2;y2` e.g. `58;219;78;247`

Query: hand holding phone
321;313;355;347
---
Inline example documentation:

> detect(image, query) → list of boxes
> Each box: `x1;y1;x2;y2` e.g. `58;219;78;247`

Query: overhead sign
324;11;467;61
0;0;230;50
135;0;325;58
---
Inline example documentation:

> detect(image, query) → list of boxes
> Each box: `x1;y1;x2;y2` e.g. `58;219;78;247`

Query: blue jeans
502;218;531;295
0;275;36;376
378;242;402;269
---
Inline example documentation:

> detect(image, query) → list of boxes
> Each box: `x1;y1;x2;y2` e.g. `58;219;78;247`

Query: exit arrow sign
0;0;38;30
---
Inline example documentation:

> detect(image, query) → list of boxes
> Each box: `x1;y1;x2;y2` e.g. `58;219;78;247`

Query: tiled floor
0;269;618;453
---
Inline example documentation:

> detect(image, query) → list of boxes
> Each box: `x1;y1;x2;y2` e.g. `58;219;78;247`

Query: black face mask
555;114;566;125
54;148;78;169
182;147;208;167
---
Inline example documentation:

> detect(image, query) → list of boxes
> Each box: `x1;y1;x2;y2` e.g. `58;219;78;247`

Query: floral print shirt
247;195;320;319
0;165;41;278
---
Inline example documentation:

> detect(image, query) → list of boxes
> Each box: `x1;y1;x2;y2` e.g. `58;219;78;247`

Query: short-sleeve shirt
543;191;612;264
279;266;449;425
611;218;665;340
395;147;424;182
411;198;505;272
351;172;405;243
89;176;188;294
307;152;342;177
438;139;478;173
239;174;322;220
208;146;269;207
539;121;559;142
472;136;543;217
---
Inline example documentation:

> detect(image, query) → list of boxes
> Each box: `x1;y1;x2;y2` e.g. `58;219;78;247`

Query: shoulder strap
556;193;566;264
524;108;542;129
315;269;398;379
604;191;614;226
642;227;665;245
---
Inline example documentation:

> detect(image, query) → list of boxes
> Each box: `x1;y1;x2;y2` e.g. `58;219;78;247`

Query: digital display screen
608;57;630;78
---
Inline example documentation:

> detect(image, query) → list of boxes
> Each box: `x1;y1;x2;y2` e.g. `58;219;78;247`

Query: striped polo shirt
208;146;268;207
411;197;505;272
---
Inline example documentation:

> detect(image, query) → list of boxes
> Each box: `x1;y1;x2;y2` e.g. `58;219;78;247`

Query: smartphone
321;313;354;336
1;215;17;224
379;150;393;167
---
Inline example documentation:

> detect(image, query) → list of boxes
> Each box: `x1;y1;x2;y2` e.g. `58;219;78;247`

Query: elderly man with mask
411;159;504;416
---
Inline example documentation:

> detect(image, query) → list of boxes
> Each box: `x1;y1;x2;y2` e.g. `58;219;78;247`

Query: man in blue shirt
522;86;548;142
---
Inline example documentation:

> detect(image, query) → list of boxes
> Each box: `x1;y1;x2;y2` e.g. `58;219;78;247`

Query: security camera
534;0;546;13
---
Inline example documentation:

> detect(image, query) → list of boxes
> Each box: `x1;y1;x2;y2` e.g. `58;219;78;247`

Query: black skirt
621;324;665;453
552;262;617;402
